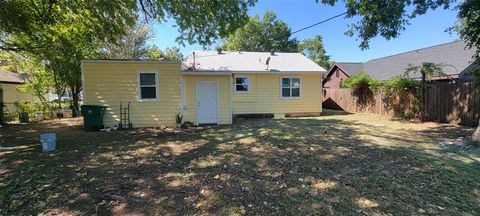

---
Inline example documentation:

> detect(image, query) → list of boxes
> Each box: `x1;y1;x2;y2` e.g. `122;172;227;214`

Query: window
281;77;301;98
235;76;249;92
138;72;158;100
336;70;340;77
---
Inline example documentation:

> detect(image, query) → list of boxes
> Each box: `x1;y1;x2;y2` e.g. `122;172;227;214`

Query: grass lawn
1;110;479;215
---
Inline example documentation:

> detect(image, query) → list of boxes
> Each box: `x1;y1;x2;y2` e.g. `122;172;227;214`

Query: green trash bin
19;112;29;123
81;105;107;132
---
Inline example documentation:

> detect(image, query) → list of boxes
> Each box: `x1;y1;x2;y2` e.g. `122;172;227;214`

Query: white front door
196;82;218;124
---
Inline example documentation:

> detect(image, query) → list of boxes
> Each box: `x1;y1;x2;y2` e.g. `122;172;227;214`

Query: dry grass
1;110;479;215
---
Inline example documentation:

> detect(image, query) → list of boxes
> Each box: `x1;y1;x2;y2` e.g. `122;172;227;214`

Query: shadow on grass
320;109;352;116
1;116;479;215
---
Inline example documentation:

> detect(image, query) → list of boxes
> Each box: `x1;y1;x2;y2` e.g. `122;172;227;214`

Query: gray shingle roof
0;70;25;83
182;51;326;73
336;40;477;80
335;62;364;76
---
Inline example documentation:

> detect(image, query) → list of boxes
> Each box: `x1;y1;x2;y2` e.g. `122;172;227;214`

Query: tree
146;45;183;61
457;0;480;61
162;47;183;61
0;53;53;106
319;0;456;49
222;11;298;52
101;22;152;59
0;1;257;52
405;62;445;120
457;1;480;141
298;35;331;69
1;1;257;116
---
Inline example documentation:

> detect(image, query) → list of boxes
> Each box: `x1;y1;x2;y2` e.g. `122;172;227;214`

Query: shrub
182;121;194;128
12;100;53;121
382;76;421;119
341;72;381;109
341;73;422;119
340;72;381;90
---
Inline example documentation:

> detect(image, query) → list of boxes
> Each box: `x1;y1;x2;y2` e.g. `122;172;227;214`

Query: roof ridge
336;62;364;64
190;50;301;54
366;40;465;63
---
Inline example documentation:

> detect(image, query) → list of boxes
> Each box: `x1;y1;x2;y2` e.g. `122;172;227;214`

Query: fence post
0;87;4;125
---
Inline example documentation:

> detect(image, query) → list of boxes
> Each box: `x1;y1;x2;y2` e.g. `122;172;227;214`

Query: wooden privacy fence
322;82;480;127
423;82;480;126
323;88;387;114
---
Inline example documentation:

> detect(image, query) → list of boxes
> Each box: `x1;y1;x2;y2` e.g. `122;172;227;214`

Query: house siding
232;73;322;114
323;67;349;89
182;75;232;124
1;83;36;113
82;61;181;128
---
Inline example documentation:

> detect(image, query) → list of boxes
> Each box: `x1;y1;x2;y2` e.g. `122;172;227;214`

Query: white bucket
40;133;56;152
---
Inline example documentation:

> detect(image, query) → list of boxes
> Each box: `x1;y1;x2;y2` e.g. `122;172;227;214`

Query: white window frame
137;71;159;101
234;76;250;93
280;77;301;99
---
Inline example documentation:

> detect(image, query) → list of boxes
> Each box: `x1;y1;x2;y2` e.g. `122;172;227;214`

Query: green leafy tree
298;35;331;69
405;62;446;84
146;45;164;60
42;39;86;116
457;0;480;61
319;0;456;49
146;45;183;61
101;22;152;59
0;53;53;106
0;1;257;52
162;47;183;61
1;1;257;116
0;1;136;52
222;11;298;52
459;0;480;139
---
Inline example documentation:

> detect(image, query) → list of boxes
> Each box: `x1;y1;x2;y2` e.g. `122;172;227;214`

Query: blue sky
147;0;460;62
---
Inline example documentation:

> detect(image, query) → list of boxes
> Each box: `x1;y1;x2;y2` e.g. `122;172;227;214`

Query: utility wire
193;11;348;58
291;11;348;35
268;11;348;43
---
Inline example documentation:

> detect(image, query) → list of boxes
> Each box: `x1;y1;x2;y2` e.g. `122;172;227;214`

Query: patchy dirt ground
1;111;479;215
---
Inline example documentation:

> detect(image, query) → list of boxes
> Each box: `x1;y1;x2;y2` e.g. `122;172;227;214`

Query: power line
291;11;348;35
269;11;348;43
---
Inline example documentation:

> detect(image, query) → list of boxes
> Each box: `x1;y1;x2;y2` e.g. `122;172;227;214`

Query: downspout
229;73;233;124
179;66;185;123
320;73;323;113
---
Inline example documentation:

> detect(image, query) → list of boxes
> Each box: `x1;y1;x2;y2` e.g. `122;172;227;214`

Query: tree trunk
473;118;480;141
71;88;80;117
421;72;426;121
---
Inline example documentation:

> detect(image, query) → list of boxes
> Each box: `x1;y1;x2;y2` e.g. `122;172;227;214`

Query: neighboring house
323;62;363;89
323;40;478;88
0;70;35;113
81;51;326;127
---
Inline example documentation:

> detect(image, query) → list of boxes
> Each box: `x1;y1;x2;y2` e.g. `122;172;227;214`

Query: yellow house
81;51;325;127
0;70;36;113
